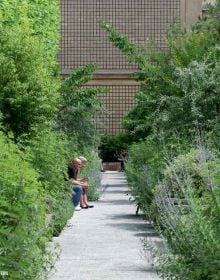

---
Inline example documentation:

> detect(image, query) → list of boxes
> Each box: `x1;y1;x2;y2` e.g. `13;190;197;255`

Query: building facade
59;0;207;134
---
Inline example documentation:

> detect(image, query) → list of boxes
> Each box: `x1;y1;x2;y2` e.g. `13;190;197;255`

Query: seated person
78;156;94;208
68;158;89;210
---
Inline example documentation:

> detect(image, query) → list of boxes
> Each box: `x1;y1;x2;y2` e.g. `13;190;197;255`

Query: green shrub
98;134;130;162
125;134;191;216
159;150;208;199
50;194;74;237
27;129;69;194
102;2;220;279
26;128;74;235
154;149;220;280
0;1;74;278
0;130;49;279
125;140;164;217
27;0;60;61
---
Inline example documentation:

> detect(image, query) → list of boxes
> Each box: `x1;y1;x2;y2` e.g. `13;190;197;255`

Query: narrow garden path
49;171;160;280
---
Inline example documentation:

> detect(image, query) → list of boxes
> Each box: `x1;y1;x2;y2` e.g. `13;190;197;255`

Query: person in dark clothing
118;150;128;172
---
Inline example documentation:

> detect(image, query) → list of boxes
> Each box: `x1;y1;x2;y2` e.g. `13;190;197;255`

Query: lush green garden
101;1;220;279
1;0;220;279
0;1;101;279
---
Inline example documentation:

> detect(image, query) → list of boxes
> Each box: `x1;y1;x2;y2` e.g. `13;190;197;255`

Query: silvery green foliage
154;149;220;280
174;60;219;127
125;140;164;218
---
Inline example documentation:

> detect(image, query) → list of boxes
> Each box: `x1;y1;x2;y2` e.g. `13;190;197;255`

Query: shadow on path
48;172;161;280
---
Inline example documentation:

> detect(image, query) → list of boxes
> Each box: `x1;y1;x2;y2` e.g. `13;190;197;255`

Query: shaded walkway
49;172;160;280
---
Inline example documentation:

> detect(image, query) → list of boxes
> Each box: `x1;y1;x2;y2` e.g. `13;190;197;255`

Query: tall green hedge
0;1;101;278
0;1;67;278
0;131;48;279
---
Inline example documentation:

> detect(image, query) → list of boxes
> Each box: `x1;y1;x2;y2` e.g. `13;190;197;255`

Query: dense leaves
58;64;102;147
154;150;220;280
0;28;60;137
0;130;47;279
98;134;130;162
125;140;164;216
0;0;60;138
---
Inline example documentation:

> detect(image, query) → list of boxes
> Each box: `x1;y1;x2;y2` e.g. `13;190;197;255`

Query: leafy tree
58;64;103;147
0;1;60;138
101;3;220;142
0;0;60;61
0;27;60;137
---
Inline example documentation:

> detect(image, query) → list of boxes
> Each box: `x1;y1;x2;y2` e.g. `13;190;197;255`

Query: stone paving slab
48;171;161;280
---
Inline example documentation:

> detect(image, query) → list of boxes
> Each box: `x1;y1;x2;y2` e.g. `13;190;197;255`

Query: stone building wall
59;0;206;134
60;0;180;74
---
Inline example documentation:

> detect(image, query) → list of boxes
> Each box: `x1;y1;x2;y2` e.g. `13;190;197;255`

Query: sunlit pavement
48;171;161;280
